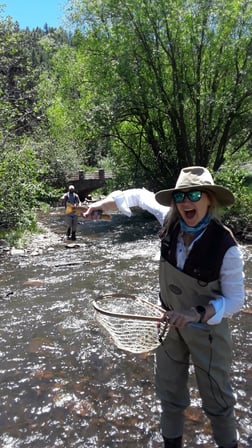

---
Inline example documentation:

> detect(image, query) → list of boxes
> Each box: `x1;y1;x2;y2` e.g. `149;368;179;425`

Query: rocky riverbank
228;219;252;244
0;223;62;257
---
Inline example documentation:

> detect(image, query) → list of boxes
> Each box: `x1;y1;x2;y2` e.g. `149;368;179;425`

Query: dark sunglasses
172;190;203;204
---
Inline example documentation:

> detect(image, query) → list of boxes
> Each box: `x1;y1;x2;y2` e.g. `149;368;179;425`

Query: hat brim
155;185;234;207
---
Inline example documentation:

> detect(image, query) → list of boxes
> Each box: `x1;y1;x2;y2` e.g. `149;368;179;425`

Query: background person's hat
155;166;234;207
68;185;75;191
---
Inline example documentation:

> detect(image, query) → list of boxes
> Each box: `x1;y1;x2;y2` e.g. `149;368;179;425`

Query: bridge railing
66;169;113;181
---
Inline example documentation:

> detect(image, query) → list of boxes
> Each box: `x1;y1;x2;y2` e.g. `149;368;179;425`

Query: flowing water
0;209;251;448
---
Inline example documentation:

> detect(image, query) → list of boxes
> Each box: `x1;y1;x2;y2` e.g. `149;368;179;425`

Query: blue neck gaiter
179;213;212;236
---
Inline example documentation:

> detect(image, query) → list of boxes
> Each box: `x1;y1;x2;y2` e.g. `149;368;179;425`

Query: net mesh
94;294;169;354
96;313;166;353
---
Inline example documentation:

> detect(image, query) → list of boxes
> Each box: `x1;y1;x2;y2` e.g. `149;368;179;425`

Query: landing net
93;294;169;354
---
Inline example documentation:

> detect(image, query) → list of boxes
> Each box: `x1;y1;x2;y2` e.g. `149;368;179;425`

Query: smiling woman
83;166;245;448
3;0;65;29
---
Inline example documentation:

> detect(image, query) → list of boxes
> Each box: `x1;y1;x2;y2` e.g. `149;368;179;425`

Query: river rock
10;248;26;256
0;238;9;247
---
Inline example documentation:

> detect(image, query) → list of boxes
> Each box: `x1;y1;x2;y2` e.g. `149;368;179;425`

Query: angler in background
60;185;81;240
83;166;245;448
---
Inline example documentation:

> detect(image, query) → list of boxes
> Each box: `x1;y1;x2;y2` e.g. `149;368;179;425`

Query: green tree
0;10;69;233
65;0;252;188
0;18;42;149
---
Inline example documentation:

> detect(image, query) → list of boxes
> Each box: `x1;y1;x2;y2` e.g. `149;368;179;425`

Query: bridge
66;169;113;201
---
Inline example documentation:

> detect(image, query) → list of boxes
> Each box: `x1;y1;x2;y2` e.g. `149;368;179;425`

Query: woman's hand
163;308;201;328
163;304;215;327
82;198;118;220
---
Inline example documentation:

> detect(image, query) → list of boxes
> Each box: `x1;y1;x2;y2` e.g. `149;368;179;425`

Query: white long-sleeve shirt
108;188;245;325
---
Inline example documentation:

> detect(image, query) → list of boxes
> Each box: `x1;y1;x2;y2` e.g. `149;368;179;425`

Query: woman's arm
83;188;169;225
207;245;245;324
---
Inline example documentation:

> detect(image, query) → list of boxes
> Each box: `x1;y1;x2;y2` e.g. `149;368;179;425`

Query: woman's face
175;190;211;227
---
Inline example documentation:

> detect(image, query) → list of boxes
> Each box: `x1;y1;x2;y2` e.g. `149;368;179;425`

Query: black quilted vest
160;219;237;283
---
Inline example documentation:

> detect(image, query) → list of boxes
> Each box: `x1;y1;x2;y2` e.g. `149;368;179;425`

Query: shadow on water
0;209;251;447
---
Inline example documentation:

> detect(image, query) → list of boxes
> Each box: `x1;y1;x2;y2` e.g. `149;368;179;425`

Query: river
0;209;251;448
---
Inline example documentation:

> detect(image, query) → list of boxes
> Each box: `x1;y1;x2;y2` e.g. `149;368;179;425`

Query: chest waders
65;193;79;240
156;242;238;447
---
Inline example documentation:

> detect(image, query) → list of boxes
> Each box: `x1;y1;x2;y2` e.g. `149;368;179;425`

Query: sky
2;0;67;30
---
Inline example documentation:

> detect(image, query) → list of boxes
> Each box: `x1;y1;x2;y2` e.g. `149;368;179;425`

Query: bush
214;161;252;230
0;148;40;230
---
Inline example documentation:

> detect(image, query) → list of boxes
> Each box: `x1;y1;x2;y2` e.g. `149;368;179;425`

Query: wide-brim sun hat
155;166;234;207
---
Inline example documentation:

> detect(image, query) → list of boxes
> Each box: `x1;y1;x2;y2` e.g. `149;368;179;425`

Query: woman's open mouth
184;208;196;221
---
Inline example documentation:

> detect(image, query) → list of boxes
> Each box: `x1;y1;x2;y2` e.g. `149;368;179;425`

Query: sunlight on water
0;212;251;447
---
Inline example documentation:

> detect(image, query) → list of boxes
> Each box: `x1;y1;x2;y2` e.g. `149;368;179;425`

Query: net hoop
93;293;168;354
